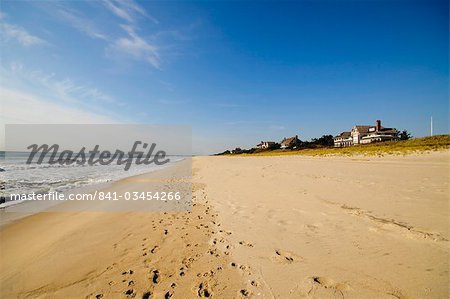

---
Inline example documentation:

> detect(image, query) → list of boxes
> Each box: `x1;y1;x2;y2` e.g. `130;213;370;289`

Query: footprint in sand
152;270;160;284
305;276;350;298
271;249;303;264
238;241;254;247
124;289;135;298
197;282;212;297
122;270;134;275
240;289;250;297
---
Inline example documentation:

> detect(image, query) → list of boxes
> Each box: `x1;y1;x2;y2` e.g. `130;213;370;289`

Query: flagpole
430;116;433;136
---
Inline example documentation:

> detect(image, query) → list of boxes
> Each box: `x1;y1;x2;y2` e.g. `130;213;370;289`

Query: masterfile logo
26;141;170;170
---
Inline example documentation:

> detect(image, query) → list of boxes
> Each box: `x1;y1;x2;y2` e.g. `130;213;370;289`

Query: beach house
256;141;276;149
280;135;300;149
334;120;398;147
333;131;352;147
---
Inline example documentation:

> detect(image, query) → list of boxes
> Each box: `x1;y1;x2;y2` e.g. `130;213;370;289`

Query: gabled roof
335;131;351;138
354;125;373;133
354;125;398;135
378;127;398;134
281;136;298;146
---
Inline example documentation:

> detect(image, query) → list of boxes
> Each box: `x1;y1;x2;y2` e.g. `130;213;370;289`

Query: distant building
256;141;276;149
334;131;352;147
280;135;300;149
334;120;398;147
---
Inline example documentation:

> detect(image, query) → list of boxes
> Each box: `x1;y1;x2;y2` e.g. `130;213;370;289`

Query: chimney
376;120;381;131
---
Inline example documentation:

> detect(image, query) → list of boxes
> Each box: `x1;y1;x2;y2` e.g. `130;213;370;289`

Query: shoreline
0;158;188;227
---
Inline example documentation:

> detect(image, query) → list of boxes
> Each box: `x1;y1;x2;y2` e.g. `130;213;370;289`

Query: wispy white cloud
99;0;165;69
102;0;158;24
55;6;109;41
0;88;119;150
6;62;119;106
0;14;46;46
35;0;190;69
0;87;117;124
0;62;129;150
108;24;160;69
46;2;162;69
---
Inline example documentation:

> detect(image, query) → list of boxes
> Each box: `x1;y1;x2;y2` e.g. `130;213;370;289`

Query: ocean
0;151;184;209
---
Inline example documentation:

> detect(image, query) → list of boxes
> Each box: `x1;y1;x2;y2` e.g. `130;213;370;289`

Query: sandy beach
1;151;449;298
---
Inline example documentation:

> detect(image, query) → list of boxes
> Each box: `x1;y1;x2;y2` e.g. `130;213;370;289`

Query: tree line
216;130;412;155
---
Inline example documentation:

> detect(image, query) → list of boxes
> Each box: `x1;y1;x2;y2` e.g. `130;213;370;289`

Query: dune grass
227;135;450;157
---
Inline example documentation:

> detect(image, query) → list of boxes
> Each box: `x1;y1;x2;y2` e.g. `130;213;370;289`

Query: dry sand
1;151;449;298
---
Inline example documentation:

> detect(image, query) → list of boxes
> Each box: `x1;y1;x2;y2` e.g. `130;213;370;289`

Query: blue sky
1;0;448;154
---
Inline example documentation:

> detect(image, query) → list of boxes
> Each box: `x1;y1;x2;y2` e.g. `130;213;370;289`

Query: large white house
256;141;276;149
334;131;352;147
334;120;398;147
